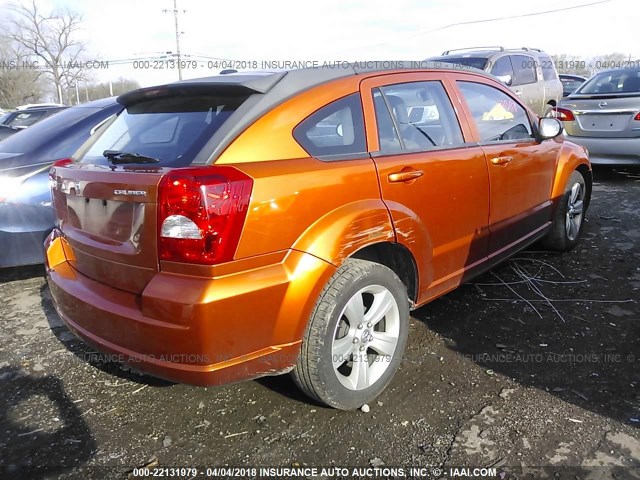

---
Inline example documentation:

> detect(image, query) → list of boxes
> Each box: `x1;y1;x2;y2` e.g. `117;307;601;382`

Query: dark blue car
0;97;122;267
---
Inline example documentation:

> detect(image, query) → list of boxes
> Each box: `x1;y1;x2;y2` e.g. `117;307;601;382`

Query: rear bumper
563;135;640;165
45;232;336;386
0;203;54;268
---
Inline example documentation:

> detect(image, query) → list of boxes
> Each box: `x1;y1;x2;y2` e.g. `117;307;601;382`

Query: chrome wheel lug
357;323;363;329
359;346;365;351
353;338;359;344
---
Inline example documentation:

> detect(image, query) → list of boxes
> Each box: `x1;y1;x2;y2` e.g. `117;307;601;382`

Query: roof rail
506;47;543;52
442;46;504;55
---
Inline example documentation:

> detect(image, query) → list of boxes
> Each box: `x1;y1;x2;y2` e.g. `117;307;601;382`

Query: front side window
490;56;515;82
512;55;537;85
373;81;464;154
293;93;366;160
457;81;533;143
80;94;249;167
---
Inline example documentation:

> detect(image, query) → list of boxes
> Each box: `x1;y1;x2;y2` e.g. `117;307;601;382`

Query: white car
15;103;66;110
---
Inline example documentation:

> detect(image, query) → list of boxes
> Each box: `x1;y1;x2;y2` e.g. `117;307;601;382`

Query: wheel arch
349;242;419;306
551;142;592;209
575;162;593;211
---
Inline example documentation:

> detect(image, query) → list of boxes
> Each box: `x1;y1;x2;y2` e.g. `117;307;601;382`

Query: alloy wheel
331;285;401;391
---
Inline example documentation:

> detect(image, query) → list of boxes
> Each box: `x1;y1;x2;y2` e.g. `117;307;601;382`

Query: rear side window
539;56;557;81
457;81;533;143
512;55;537;85
79;94;249;167
293;93;366;160
373;81;464;153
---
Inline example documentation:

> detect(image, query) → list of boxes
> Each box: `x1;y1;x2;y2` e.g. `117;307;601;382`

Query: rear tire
292;259;410;410
541;170;587;251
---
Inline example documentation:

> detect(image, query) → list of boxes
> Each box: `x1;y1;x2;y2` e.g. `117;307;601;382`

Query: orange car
45;65;591;409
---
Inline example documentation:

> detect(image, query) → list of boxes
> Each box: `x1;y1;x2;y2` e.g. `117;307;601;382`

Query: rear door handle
514;91;523;97
388;170;424;183
490;156;513;166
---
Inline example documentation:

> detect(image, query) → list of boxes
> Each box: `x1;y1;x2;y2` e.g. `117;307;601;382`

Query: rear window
6;110;48;128
79;94;249;167
433;57;489;70
578;69;640;94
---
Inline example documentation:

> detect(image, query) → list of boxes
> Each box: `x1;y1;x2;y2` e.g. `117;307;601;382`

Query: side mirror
496;74;513;86
538;117;563;140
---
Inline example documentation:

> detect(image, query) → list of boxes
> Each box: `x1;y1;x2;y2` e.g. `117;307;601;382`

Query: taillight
634;112;640;121
157;166;253;265
550;107;576;121
52;158;73;167
49;159;72;192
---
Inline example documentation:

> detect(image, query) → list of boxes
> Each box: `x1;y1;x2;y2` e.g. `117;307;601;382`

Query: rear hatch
51;84;259;294
51;165;164;293
560;68;640;137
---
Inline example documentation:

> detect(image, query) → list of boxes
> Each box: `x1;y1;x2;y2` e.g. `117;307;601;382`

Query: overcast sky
1;0;638;87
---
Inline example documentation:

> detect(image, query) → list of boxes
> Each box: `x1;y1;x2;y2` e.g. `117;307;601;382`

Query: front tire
292;259;410;410
542;170;587;251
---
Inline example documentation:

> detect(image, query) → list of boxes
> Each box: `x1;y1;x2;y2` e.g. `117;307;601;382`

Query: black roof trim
117;72;288;106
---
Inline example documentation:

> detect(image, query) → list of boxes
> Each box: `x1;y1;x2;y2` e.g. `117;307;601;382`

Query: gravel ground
0;167;638;480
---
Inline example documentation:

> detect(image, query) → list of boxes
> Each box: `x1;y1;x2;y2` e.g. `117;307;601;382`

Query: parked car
552;68;640;165
0;97;121;268
15;102;66;110
429;47;563;117
0;105;68;140
0;125;20;142
45;66;591;409
559;74;587;97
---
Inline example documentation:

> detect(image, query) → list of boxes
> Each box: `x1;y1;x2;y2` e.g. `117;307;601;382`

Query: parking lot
1;167;639;479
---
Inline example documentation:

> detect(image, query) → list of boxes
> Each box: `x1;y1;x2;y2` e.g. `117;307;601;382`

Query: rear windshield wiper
103;150;160;164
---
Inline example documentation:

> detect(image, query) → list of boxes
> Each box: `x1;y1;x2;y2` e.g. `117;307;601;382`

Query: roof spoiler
117;72;288;106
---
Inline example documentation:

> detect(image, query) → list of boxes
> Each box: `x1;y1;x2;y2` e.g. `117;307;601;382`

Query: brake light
157;166;253;265
48;159;73;193
52;158;73;167
634;112;640;121
550;107;575;121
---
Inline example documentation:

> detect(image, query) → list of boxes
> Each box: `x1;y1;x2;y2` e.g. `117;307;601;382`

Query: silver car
554;68;640;165
429;47;563;117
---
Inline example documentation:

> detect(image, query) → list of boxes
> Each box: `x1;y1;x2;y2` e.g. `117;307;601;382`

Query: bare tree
5;0;87;104
0;33;44;107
